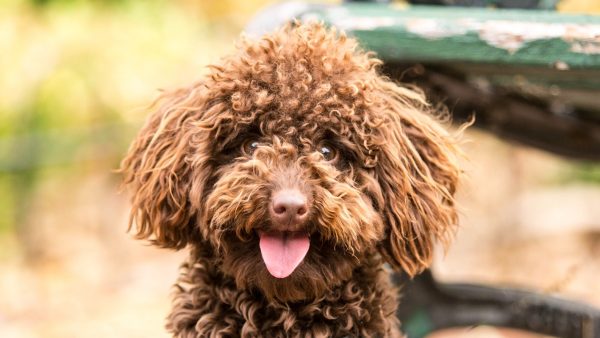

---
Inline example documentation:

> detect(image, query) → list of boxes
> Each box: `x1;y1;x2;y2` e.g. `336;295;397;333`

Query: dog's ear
373;78;461;277
120;85;208;249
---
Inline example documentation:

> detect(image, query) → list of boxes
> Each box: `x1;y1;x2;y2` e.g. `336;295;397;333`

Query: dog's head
121;23;461;302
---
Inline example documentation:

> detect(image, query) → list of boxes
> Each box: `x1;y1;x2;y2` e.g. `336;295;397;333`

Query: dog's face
121;23;460;302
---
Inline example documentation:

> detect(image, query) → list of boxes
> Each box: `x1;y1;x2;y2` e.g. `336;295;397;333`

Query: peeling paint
404;18;469;39
476;21;567;52
331;15;600;54
570;41;600;54
554;61;570;70
477;20;600;54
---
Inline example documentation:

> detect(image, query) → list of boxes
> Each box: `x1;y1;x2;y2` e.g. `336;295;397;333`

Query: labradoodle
121;22;461;337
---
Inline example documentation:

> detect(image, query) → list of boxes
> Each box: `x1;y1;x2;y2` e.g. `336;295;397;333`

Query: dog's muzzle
259;188;311;279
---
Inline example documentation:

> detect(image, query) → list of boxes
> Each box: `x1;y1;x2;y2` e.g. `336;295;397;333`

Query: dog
121;22;461;337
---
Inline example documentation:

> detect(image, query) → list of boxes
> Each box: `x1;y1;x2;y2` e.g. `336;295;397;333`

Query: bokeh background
1;1;599;337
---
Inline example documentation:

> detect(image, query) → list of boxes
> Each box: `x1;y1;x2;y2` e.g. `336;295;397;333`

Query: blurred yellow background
0;1;599;338
1;1;275;337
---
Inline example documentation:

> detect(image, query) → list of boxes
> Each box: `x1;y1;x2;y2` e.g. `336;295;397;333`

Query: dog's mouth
258;230;310;279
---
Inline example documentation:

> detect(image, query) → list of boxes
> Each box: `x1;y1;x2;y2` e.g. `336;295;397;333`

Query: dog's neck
165;246;401;337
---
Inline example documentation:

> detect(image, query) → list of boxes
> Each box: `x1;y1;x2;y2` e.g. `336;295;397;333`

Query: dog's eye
243;139;261;155
319;145;335;161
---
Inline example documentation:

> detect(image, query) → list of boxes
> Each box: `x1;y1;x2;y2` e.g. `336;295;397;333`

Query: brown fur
120;22;461;337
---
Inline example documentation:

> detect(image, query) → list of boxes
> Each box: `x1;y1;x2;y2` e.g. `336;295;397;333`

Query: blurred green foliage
561;163;600;184
0;0;274;236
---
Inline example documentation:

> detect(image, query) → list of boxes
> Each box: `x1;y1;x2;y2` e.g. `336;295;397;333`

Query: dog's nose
270;189;309;228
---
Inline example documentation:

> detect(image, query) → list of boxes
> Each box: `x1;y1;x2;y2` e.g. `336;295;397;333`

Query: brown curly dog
121;22;461;337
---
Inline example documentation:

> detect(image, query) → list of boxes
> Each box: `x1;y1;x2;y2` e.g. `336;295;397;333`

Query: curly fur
121;22;461;337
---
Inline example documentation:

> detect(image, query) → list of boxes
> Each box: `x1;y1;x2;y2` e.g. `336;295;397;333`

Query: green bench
247;0;600;160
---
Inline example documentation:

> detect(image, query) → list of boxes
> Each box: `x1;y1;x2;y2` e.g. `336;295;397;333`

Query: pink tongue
259;231;310;279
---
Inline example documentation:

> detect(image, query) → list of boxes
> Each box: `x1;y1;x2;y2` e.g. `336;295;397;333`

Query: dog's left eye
319;145;335;161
